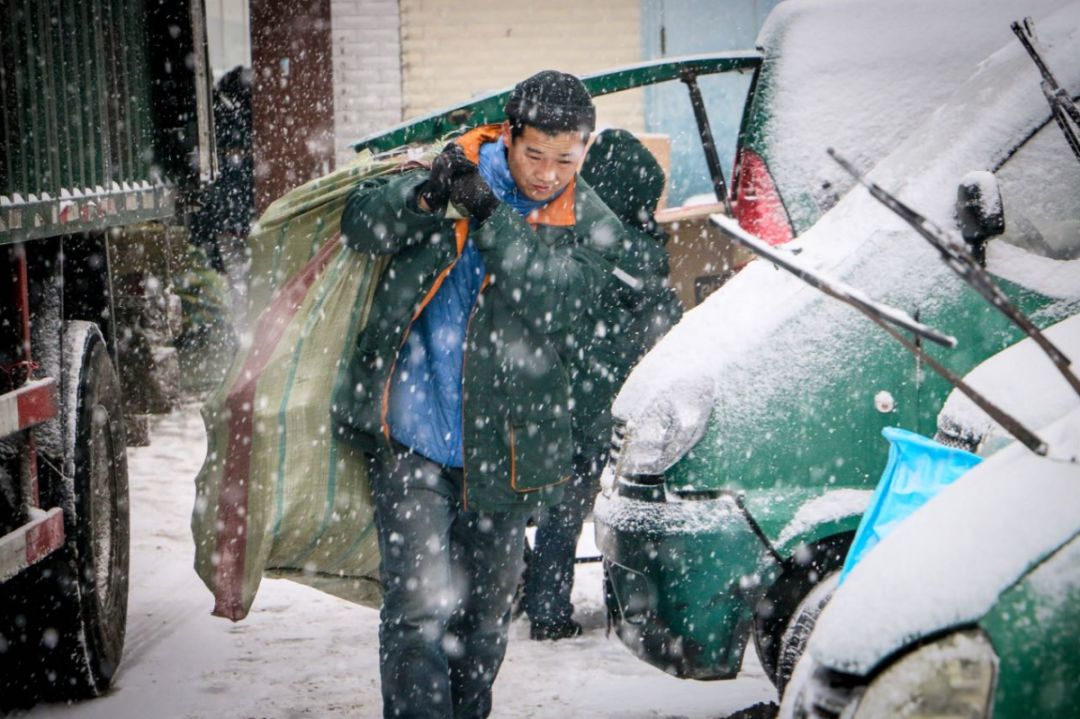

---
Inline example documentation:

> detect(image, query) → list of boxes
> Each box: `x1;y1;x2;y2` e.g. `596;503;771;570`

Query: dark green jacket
330;156;626;512
563;224;681;453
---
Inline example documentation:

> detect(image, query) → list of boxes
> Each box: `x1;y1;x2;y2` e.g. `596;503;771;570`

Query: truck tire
0;322;130;704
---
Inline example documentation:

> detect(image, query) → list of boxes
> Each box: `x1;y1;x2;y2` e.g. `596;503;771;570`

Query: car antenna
708;213;1048;456
828;147;1080;406
1012;16;1080;166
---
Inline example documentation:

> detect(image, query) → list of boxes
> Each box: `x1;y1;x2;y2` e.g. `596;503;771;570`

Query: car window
995;122;1080;261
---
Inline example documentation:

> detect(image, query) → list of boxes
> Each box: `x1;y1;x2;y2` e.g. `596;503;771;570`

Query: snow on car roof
613;2;1080;465
757;0;1072;230
938;313;1080;451
806;406;1080;676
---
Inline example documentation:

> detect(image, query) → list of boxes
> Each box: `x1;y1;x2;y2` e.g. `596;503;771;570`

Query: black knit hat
504;70;596;135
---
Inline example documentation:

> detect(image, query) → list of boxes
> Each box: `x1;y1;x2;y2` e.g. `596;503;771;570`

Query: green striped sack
192;147;434;620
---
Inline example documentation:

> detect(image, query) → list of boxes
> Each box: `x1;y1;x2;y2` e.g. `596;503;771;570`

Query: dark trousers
521;448;602;628
369;445;528;719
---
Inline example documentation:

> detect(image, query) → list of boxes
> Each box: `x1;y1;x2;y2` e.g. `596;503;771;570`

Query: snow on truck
0;0;214;704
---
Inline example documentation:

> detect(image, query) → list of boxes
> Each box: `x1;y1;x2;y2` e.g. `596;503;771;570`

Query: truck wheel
0;322;130;704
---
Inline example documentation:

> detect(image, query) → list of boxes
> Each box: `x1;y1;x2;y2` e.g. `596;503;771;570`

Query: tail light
731;147;794;246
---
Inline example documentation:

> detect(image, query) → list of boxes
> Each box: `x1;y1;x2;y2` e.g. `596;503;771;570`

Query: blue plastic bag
839;427;982;583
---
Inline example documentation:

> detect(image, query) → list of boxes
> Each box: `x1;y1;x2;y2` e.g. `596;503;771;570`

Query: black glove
419;143;472;212
450;166;500;223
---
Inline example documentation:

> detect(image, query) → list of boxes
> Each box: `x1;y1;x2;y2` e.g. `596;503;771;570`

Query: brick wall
399;1;644;133
331;0;404;167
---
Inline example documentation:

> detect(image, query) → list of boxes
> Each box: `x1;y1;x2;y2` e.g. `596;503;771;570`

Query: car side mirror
956;171;1005;265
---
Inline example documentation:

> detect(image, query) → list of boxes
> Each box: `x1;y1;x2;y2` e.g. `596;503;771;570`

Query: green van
594;1;1080;691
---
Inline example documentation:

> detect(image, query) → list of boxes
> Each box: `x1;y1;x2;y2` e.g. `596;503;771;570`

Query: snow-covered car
779;313;1080;719
594;2;1080;690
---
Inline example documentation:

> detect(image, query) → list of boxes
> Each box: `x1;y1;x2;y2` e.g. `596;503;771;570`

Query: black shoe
529;619;583;641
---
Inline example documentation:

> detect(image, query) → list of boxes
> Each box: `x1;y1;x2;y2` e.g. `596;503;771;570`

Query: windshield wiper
709;213;1048;456
708;215;955;346
1013;16;1080;166
829;149;1080;408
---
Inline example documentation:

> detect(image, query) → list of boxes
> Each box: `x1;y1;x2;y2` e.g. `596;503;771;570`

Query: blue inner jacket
387;139;565;466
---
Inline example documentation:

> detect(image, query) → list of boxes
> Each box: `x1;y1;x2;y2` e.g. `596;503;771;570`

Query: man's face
502;122;587;202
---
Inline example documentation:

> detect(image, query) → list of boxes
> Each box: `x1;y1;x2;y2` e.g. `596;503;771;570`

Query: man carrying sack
331;71;626;718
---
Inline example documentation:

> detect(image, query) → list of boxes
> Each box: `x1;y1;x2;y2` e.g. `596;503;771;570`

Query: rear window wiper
708;212;1048;456
1013;16;1080;166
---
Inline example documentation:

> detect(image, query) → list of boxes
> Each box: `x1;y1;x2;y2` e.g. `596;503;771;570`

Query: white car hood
808;408;1080;675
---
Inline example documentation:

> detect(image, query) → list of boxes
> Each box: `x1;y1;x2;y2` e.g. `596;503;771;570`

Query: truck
0;0;214;703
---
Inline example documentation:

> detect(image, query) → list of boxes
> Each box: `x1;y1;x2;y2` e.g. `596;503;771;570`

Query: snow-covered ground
14;404;776;719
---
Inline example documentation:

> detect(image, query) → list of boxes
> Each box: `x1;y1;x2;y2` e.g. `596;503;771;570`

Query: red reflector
733;148;794;246
26;509;65;565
